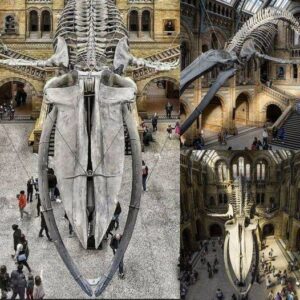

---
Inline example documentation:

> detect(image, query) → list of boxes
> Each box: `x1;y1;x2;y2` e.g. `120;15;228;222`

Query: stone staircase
0;47;46;81
261;84;294;107
132;45;180;81
271;108;300;149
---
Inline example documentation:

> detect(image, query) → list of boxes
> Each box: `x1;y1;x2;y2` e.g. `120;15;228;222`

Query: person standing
262;129;268;146
10;264;27;300
110;234;124;278
151;113;158;132
113;202;122;230
15;243;31;273
33;276;45;300
18;191;29;220
167;124;173;139
142;161;148;192
38;212;52;242
0;265;10;300
27;177;34;203
26;274;34;300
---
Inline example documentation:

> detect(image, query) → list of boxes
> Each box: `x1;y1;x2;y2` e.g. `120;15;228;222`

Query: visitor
47;168;57;201
215;288;223;300
18;191;29;220
256;139;262;150
267;290;274;300
105;218;117;239
0;265;10;300
36;193;41;218
26;274;34;300
110;234;124;278
10;264;27;300
165;102;173;118
167;124;173;139
272;126;278;140
38;212;52;241
275;292;282;300
278;127;285;144
9;107;14;120
54;186;61;202
113;202;122;230
263;129;268;145
12;224;22;253
174;122;180;138
33;275;45;300
151;113;158;132
251;137;258;150
15;243;31;273
27;177;34;203
142;160;148;192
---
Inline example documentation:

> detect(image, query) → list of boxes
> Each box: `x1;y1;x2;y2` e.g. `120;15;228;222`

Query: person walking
33;276;45;300
167;124;173;139
10;264;27;300
27;177;34;203
110;234;124;278
0;265;10;300
26;274;34;300
38;212;52;241
216;288;223;300
64;212;73;237
262;129;268;146
15;243;31;273
47;169;57;201
151;113;158;132
12;224;22;253
113;202;122;230
18;191;29;220
142;161;148;192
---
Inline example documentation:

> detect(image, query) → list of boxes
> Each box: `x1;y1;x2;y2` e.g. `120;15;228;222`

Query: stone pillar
31;95;43;119
38;11;42;38
26;11;30;38
138;11;142;38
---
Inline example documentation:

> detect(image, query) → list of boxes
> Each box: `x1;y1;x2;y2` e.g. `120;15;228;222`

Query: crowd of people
0;103;15;120
0;224;45;300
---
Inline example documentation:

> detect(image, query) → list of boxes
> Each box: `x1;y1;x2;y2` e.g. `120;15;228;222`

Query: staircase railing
261;84;292;106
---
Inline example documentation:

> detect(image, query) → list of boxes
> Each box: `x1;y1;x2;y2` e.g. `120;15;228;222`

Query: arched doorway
141;10;151;37
262;223;275;238
209;223;222;237
29;11;38;34
129;10;138;37
41;11;51;36
296;229;300;251
196;219;202;240
141;78;179;121
234;93;250;127
266;104;282;123
202;96;223;133
182;228;192;250
0;81;32;116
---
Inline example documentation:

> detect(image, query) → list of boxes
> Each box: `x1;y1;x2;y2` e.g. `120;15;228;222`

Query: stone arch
40;8;52;34
262;223;275;238
141;76;179;96
28;9;39;32
201;94;225;132
0;77;38;96
263;102;284;123
234;92;251;126
209;223;223;237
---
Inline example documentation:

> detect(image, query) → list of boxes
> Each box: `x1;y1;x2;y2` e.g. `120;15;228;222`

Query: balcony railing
26;0;52;2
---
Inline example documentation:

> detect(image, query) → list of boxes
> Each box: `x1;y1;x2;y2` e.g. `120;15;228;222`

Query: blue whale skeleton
0;0;178;296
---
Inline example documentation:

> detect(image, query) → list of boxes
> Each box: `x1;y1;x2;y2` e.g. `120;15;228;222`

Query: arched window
256;193;265;205
218;193;228;205
232;157;251;180
217;162;228;182
256;161;266;181
29;10;38;32
5;15;16;34
141;10;150;32
41;10;51;33
129;10;138;32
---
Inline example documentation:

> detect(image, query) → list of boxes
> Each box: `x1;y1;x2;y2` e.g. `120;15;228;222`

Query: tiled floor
0;123;180;299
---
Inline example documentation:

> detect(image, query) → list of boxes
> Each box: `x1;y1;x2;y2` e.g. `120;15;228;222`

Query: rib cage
54;0;128;70
231;177;253;217
226;8;300;55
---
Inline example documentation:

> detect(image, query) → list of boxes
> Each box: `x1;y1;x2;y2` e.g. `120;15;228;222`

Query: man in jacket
0;265;10;300
26;177;34;203
12;224;21;252
10;264;27;300
110;234;124;278
38;212;52;241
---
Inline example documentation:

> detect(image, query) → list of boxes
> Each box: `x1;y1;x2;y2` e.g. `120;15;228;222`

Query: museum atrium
180;149;300;299
181;0;300;150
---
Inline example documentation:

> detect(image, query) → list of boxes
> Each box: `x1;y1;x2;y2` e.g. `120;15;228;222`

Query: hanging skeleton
0;0;178;297
180;7;300;135
208;176;259;298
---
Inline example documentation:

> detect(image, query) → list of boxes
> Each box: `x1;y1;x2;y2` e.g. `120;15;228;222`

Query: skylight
244;0;263;13
271;0;289;9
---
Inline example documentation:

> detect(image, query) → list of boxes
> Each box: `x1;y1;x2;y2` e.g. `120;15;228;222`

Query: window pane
246;164;251;180
257;164;261;180
262;164;265;180
223;164;227;181
233;164;238;179
239;157;244;176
